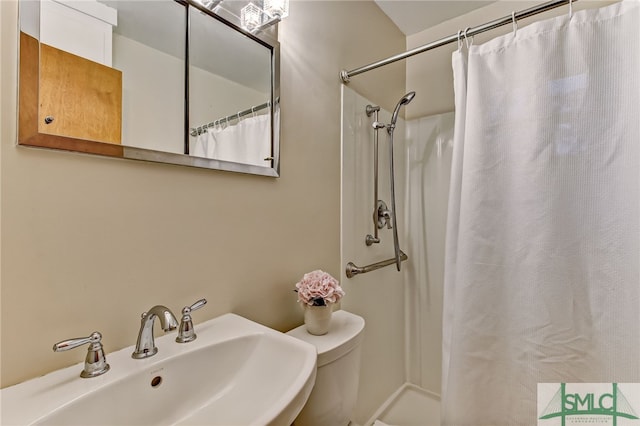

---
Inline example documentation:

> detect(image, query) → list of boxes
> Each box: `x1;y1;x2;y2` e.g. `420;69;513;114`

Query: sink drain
151;376;163;388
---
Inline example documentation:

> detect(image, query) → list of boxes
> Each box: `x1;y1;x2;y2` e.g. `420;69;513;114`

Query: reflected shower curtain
442;2;640;424
193;114;271;166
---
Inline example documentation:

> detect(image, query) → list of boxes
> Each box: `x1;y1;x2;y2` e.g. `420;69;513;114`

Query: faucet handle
176;298;207;343
53;331;110;378
188;298;207;312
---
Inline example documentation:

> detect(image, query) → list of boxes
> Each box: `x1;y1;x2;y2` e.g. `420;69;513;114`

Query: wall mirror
18;0;281;177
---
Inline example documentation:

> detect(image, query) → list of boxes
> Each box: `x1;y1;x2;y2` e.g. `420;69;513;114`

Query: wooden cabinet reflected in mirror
18;0;281;177
20;32;123;156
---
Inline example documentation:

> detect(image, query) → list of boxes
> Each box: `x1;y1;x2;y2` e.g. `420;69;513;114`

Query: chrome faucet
53;331;110;378
176;298;207;343
132;305;178;359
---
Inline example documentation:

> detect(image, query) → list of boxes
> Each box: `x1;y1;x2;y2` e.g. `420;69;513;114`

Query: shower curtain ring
512;11;518;36
568;0;573;19
457;30;463;51
463;27;472;48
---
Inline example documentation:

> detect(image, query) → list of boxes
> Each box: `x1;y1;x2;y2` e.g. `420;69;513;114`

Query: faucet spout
132;305;178;359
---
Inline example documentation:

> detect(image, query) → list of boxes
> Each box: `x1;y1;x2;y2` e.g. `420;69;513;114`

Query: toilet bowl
287;310;365;426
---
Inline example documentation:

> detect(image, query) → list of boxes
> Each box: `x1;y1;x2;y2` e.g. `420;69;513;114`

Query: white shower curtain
442;2;640;424
193;113;271;167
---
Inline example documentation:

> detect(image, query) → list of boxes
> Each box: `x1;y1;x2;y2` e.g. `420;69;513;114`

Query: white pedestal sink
1;314;317;425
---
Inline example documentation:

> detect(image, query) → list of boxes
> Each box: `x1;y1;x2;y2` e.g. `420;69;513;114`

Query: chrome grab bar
365;104;383;246
346;250;408;278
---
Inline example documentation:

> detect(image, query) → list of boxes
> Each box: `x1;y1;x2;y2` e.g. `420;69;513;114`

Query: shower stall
341;86;452;425
340;0;640;425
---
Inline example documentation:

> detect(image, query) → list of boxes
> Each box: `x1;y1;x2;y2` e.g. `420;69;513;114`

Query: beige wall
0;0;405;390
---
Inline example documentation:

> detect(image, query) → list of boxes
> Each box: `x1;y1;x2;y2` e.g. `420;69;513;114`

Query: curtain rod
190;101;271;137
340;0;576;83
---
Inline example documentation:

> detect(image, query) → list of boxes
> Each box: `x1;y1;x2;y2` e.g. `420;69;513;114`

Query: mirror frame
17;0;281;177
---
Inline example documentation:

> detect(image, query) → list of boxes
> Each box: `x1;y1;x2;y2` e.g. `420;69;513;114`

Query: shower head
400;91;416;105
390;91;416;127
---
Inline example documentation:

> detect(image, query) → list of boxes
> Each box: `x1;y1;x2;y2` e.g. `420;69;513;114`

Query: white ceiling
374;0;496;35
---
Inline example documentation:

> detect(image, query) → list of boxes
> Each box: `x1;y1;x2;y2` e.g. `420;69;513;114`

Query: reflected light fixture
199;0;222;11
240;2;263;32
240;0;289;33
196;0;290;33
263;0;289;19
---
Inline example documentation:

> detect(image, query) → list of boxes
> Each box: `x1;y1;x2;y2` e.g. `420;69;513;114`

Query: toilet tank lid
286;310;365;367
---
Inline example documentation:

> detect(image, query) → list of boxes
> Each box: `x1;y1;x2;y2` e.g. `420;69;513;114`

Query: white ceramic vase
303;303;333;335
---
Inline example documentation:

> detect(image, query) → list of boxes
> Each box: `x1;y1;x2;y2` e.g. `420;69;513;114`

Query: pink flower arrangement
295;270;345;306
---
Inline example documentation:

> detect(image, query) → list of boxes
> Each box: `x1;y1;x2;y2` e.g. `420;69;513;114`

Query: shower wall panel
403;112;454;395
341;86;407;424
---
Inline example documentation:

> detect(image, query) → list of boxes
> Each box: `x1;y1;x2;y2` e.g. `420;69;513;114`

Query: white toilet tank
287;310;365;426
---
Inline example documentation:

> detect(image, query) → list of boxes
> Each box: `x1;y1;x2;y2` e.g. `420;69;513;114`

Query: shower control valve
376;200;393;230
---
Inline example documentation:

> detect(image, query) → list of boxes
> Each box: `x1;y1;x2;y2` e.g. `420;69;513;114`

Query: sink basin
1;314;317;425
